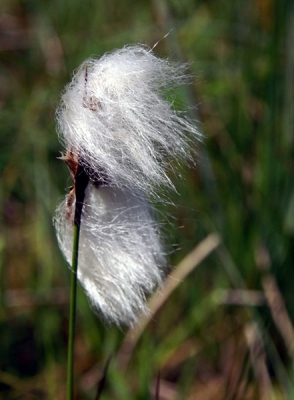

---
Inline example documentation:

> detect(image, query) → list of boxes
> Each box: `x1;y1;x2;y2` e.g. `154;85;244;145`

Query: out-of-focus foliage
0;0;293;398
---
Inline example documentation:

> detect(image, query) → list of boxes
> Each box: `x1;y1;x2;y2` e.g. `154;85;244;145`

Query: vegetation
0;0;293;398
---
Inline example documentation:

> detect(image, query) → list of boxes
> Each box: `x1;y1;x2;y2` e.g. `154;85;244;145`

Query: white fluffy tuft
56;45;199;195
54;45;199;326
54;185;164;326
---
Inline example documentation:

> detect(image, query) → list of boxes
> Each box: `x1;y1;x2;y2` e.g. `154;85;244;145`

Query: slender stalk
66;158;90;400
67;221;81;400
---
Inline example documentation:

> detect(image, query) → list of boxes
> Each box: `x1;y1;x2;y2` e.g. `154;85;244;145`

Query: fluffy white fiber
54;45;198;326
54;184;164;326
57;45;199;195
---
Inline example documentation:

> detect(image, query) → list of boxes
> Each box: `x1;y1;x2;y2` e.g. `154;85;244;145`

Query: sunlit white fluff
56;45;199;195
55;45;199;326
54;184;164;326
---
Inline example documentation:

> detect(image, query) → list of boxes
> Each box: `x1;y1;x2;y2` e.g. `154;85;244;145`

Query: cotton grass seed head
54;45;199;326
56;45;199;196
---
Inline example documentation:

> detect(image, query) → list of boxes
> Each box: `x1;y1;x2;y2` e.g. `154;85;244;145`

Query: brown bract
59;151;109;224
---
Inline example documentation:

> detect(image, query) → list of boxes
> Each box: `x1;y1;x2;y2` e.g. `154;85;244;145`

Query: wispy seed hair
56;45;199;195
54;185;165;326
54;45;200;326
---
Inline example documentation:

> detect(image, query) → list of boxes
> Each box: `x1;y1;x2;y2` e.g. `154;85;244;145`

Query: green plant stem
66;157;89;400
67;222;81;400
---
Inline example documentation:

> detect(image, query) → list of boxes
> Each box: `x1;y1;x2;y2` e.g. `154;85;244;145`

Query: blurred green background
0;0;293;399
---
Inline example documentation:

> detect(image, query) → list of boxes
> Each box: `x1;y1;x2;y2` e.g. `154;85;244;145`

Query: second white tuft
54;184;165;326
